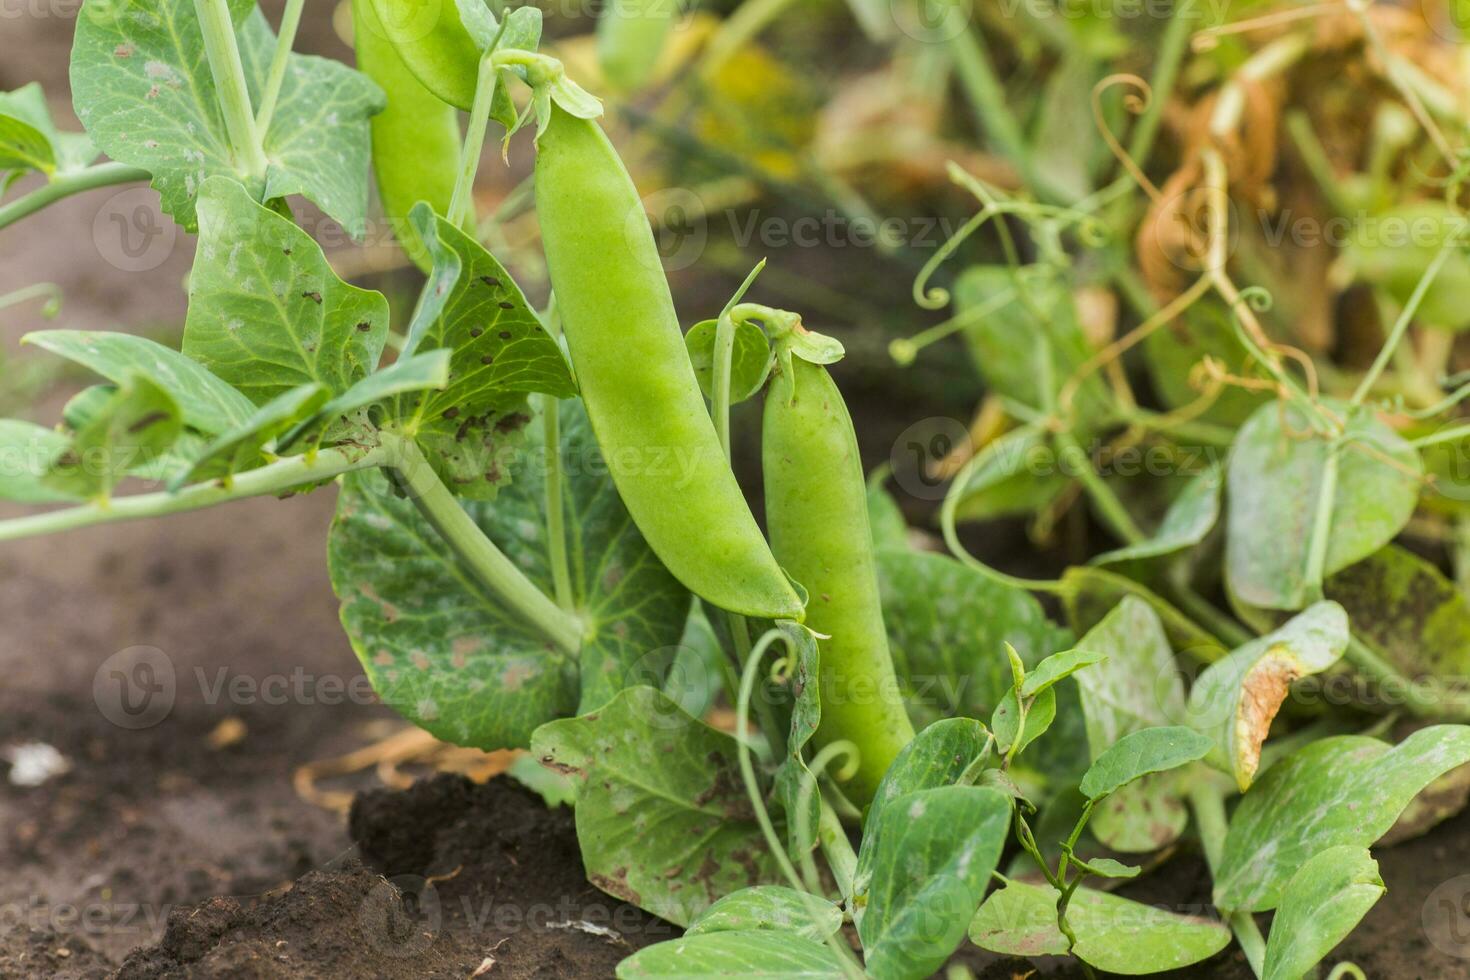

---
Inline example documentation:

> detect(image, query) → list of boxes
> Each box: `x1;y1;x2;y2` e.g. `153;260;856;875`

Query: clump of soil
108;775;676;979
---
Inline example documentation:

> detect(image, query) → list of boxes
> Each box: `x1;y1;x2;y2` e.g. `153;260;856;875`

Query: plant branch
449;52;500;228
386;434;584;656
254;0;305;136
194;0;269;178
0;163;151;231
1188;783;1266;978
0;443;391;542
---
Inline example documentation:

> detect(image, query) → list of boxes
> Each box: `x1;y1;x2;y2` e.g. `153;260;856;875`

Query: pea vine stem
386;434;584;656
448;52;501;228
0;443;391;543
194;0;269;179
538;298;575;612
1188;783;1266;977
0;163;151;232
253;0;306;137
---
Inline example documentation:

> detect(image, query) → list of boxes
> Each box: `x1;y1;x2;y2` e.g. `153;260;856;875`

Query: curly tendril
1093;74;1161;201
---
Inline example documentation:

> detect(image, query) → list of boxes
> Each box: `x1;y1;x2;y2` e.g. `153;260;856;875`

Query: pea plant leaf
1059;566;1226;660
951;424;1069;523
70;0;383;232
278;349;453;451
769;623;824;867
854;717;990;908
169;382;328;488
970;880;1231;973
1185;601;1349;791
1260;845;1384;980
1215;725;1470;911
686;317;773;405
615;930;845;979
865;479;909;553
183;177;389;404
1091;461;1222;566
0;420;78;503
685;886;843;943
24;330;256;435
1324;543;1470;686
0;83;95;184
991;684;1056;757
398;205;576;498
1078;726;1213;800
953;265;1109;427
1021;648;1106;697
1226;399;1422;610
1071;596;1195;852
876;547;1072;728
532;686;784;927
43;373;183;500
328;399;689;746
856;785;1010;980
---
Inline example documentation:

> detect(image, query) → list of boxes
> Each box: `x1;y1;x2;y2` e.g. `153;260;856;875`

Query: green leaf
857;786;1010;980
970;881;1230;974
662;601;724;721
328;399;689;745
877;548;1072;729
1059;566;1227;659
399;206;575;498
685;318;772;406
0;83;95;179
1261;846;1384;980
1064;850;1140;880
1092;462;1222;566
533;687;784;927
770;622;824;866
1324;544;1470;686
0;420;78;503
1226;399;1421;610
70;0;383;232
184;177;388;403
1071;597;1194;851
169;382;328;488
1185;601;1349;791
685;886;842;942
953;265;1109;426
1343;202;1470;329
44;373;182;499
615;930;845;979
279;350;452;451
951;424;1069;523
1216;725;1470;911
865;478;909;553
1021;648;1105;697
24;330;255;435
1079;726;1213;801
855;718;990;910
991;685;1056;757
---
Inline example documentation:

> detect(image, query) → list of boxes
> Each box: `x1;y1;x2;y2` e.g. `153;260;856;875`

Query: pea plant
3;1;1470;978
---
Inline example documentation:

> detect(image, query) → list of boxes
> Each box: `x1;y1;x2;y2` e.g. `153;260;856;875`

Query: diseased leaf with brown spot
532;686;784;926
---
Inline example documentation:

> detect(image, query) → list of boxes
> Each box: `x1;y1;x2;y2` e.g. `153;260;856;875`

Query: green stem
541;397;574;610
0;163;151;231
449;53;499;228
388;435;584;655
1055;431;1149;545
254;0;305;136
1167;579;1254;648
194;0;268;178
1189;784;1266;977
1350;230;1462;406
0;443;390;542
0;282;62;315
712;313;737;453
1301;445;1339;604
815;795;856;898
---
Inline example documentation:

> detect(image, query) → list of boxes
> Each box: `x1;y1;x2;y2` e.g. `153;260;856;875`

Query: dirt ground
5;6;1470;980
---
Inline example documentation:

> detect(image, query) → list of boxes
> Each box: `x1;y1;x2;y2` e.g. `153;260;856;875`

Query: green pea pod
597;0;679;93
368;0;481;110
353;0;460;271
534;105;803;622
763;358;915;804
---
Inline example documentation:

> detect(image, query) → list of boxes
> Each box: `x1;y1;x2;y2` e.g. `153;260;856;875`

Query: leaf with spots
69;0;382;232
183;177;388;404
970;880;1231;973
1261;846;1383;980
1091;461;1222;566
856;785;1010;980
1215;725;1470;912
1226;399;1422;611
0;420;78;503
168;381;328;488
685;886;842;942
44;372;182;500
532;685;785;927
328;398;689;747
396;205;576;499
